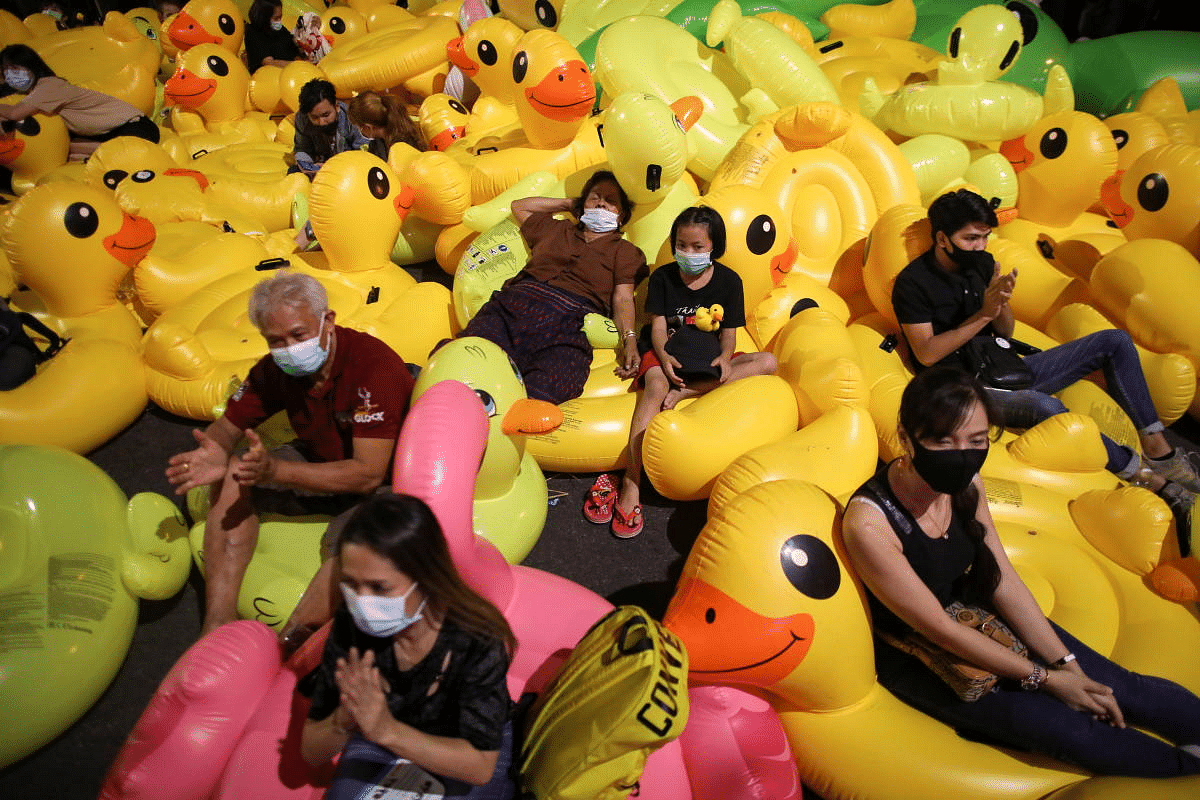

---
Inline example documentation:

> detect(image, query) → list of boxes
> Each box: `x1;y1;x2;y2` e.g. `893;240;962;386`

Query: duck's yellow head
663;479;875;711
166;0;243;55
509;28;595;149
0;113;69;189
2;183;155;318
164;43;251;125
937;4;1028;87
447;15;523;103
308;150;413;272
698;185;797;317
1000;110;1117;227
1101;143;1200;258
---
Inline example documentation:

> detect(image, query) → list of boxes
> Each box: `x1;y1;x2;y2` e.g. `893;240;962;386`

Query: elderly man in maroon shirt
166;272;414;636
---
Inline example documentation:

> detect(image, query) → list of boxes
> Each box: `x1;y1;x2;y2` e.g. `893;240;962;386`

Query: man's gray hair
247;272;329;330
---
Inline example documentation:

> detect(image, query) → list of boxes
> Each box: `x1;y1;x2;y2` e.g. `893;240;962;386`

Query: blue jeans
326;722;515;800
985;329;1163;476
876;621;1200;777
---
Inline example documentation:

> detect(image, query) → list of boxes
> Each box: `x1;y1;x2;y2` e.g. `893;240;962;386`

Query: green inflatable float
0;444;191;768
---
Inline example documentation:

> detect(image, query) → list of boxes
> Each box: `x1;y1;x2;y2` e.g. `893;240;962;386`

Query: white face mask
5;69;33;93
579;207;620;233
674;249;712;276
341;581;426;638
269;318;329;377
270;20;284;31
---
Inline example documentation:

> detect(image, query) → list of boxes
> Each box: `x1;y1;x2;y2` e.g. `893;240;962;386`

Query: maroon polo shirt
223;326;414;463
512;211;648;315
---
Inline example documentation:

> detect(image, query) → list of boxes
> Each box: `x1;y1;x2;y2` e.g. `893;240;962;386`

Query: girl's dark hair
571;169;633;228
898;365;1002;602
927;188;999;238
298;77;336;115
669;205;726;261
337;493;517;654
247;0;283;30
0;44;56;81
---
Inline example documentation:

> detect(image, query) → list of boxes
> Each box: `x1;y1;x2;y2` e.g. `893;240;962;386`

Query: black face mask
910;439;988;495
946;241;994;274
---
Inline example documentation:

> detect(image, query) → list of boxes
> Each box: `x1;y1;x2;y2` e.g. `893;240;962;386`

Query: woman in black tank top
841;366;1200;777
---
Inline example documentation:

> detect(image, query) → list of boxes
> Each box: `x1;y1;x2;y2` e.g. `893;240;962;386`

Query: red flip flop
583;473;617;524
611;502;643;539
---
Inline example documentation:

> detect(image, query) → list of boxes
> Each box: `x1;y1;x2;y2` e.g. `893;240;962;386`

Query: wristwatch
1021;664;1048;691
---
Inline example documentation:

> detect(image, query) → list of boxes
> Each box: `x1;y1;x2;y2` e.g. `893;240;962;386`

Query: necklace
890;459;951;540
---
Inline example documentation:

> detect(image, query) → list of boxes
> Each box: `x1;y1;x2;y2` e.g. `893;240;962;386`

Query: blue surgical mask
674;249;711;276
341;582;426;638
269;319;330;377
5;69;33;93
579;207;619;233
270;20;284;31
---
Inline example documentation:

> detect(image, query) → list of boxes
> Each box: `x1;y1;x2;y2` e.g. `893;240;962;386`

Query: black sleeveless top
851;462;980;639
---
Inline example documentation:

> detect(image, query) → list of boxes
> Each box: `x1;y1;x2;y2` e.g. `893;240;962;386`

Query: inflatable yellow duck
316;12;458;98
861;4;1073;142
0;182;152;453
0;444;191;769
413;338;563;563
0;112;68;194
663;475;1200;800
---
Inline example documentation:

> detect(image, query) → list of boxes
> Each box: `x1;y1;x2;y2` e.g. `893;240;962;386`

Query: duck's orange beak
670;96;704;132
501;397;563;435
167;10;224;49
1099;170;1133;228
164;67;217;109
771;238;796;284
394;184;415;221
999;135;1034;173
429;126;466;152
0;136;24;164
104;212;156;267
524;60;595;123
446;36;478;75
664;577;814;689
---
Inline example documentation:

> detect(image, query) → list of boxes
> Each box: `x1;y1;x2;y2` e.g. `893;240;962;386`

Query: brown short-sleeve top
512;211;647;315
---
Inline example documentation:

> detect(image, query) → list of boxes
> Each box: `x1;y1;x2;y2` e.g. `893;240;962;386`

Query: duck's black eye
512;51;528;84
1110;129;1129;150
15;116;39;136
1039;127;1068;160
103;169;129;189
367;166;389;199
473;389;497;417
780;535;840;600
218;13;236;35
1005;2;1039;46
449;99;467;115
948;27;961;58
477;40;497;66
64;202;100;239
704;607;716;624
206;55;229;77
534;0;557;28
745;214;776;256
998;40;1019;71
1137;173;1169;212
132;170;155;183
328;16;346;34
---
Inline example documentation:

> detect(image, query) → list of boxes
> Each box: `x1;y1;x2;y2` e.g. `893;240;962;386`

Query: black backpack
0;301;67;390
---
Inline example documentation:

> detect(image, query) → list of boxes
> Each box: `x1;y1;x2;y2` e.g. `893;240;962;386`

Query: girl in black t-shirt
299;493;517;798
582;206;778;538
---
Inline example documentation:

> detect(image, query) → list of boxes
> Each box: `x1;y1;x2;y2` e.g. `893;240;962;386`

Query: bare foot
662;386;698;410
